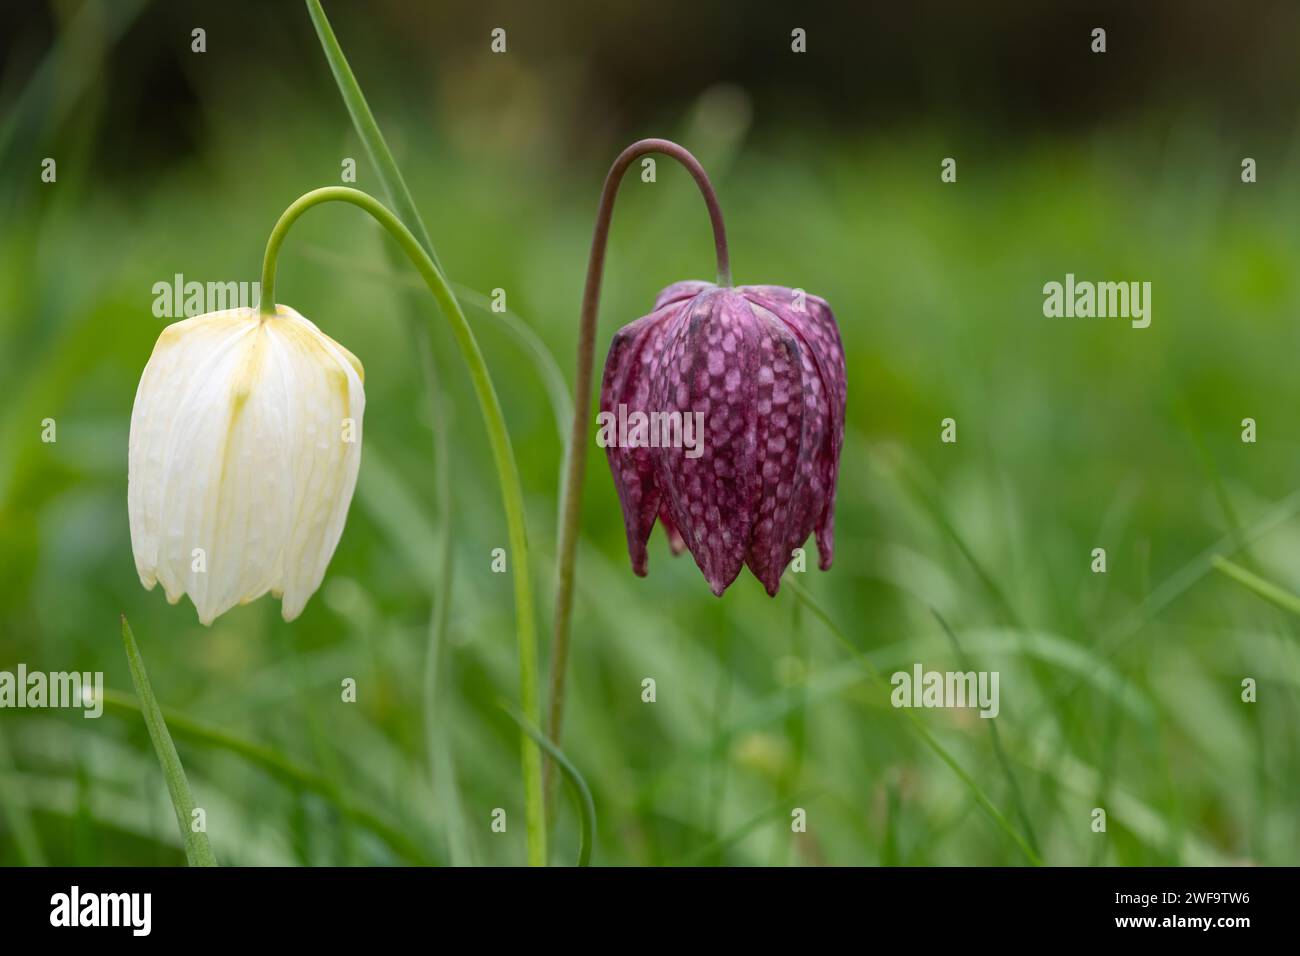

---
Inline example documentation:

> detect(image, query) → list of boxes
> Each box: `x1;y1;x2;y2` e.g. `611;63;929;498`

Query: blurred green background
2;0;1299;866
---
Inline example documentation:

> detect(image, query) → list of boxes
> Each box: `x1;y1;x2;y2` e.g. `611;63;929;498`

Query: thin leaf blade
120;615;217;867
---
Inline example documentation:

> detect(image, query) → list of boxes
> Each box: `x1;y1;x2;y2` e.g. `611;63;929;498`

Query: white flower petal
128;306;365;625
129;310;256;595
265;308;364;621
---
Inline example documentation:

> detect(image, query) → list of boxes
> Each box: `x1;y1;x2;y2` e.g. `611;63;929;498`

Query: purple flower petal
740;286;845;569
599;303;676;575
738;299;821;595
654;280;715;311
658;501;687;555
600;279;846;596
738;303;806;595
651;290;760;595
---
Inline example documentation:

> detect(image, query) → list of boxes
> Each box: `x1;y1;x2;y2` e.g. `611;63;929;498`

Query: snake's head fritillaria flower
600;281;846;597
128;305;365;625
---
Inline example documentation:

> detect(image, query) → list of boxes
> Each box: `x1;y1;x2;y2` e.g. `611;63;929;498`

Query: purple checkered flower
600;280;846;596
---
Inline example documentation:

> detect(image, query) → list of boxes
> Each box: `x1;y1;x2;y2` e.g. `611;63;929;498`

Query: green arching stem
547;140;731;785
303;0;469;862
259;185;546;866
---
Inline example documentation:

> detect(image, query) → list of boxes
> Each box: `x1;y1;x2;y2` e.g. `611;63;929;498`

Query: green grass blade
881;775;902;865
415;325;475;867
295;244;575;449
931;608;1041;858
304;0;441;271
670;792;822;867
452;282;574;445
787;582;1043;866
305;0;479;863
0;725;46;865
1023;486;1300;721
1212;556;1300;617
704;620;734;864
0;0;148;168
769;596;809;866
501;702;595;867
99;689;433;864
119;615;217;867
274;627;357;864
895;455;1021;627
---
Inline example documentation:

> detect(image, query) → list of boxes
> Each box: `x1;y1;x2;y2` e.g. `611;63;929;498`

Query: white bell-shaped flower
128;305;365;625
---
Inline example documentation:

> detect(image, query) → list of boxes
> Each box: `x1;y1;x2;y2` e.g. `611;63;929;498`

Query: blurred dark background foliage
6;1;1300;176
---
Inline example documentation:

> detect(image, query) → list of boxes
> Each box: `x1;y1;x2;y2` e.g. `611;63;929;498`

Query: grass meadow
1;1;1299;866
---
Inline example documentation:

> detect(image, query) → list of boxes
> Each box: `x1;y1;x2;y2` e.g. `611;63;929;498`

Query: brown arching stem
546;139;731;791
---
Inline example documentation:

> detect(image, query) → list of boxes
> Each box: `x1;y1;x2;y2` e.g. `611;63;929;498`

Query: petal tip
629;544;649;577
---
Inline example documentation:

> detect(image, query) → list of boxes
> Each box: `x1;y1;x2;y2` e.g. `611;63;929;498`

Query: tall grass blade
304;0;442;271
100;689;434;864
0;0;148;170
0;726;46;865
671;793;820;866
501;702;595;867
932;608;1041;858
1212;556;1300;618
787;582;1043;865
304;0;487;864
119;615;217;867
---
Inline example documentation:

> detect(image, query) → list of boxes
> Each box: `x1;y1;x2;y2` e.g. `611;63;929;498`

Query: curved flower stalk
547;139;846;753
303;0;471;863
129;185;547;866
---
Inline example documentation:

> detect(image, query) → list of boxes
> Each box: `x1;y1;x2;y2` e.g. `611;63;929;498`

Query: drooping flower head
128;305;364;625
600;281;845;596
